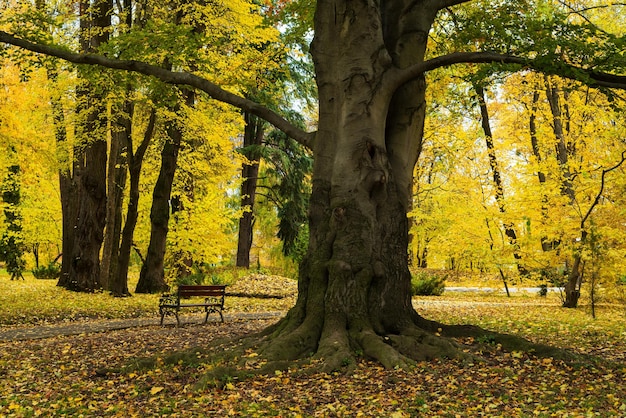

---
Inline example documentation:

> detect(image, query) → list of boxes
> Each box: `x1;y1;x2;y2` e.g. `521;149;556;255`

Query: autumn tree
236;111;265;268
134;0;281;291
0;163;25;280
235;2;316;268
161;99;244;282
493;68;626;307
3;0;626;368
0;53;62;271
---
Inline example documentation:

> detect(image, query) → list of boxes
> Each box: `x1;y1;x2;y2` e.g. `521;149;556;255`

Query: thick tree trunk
62;0;111;292
253;0;459;370
135;123;181;293
66;136;108;292
236;112;264;268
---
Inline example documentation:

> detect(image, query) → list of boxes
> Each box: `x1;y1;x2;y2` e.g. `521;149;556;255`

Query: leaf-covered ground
1;275;625;417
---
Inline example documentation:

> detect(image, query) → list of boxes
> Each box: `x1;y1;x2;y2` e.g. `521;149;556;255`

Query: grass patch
0;271;296;326
0;273;159;326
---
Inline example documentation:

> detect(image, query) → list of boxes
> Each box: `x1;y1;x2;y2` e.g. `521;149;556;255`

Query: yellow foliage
414;66;626;283
0;60;62;264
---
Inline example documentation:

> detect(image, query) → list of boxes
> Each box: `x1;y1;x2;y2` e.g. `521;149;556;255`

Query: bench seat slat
179;291;225;297
161;303;222;308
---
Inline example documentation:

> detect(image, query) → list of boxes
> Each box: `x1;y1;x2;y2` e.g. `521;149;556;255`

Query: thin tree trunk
545;77;576;201
135;124;180;293
474;83;526;274
135;91;193;293
102;0;134;292
114;108;156;295
36;0;76;289
544;77;581;307
54;97;76;288
101;102;130;292
529;88;559;252
236;112;264;268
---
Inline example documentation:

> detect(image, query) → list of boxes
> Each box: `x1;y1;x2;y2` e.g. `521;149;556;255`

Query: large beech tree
2;0;626;368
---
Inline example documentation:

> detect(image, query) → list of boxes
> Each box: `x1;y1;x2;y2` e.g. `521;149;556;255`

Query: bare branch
557;1;626;15
0;31;316;149
556;0;626;35
580;150;626;228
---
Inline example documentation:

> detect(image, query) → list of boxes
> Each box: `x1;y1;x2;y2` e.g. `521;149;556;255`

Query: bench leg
159;307;166;326
175;310;180;327
203;308;224;323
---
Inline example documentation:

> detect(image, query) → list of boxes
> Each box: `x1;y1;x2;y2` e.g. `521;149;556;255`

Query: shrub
411;272;445;296
175;270;206;286
174;264;236;286
32;262;61;280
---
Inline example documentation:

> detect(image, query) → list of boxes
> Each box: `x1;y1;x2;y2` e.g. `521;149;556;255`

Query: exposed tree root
252;311;474;372
97;311;585;399
111;309;582;394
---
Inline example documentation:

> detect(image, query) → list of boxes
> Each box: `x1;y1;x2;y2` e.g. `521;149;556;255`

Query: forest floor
1;273;625;417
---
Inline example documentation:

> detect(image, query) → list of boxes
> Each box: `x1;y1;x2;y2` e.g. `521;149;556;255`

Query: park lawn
0;275;625;416
0;272;297;327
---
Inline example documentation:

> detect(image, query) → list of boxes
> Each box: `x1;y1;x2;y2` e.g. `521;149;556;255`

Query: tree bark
253;0;460;370
236;112;264;268
101;102;130;292
135;91;193;293
474;83;526;274
61;0;111;292
114;108;155;295
544;77;582;307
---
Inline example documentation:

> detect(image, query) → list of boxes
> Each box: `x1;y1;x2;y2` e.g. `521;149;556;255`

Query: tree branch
0;31;316;150
387;51;626;92
580;150;626;229
431;0;473;10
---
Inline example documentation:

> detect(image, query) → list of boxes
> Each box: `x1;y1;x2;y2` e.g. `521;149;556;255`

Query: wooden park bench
159;285;226;326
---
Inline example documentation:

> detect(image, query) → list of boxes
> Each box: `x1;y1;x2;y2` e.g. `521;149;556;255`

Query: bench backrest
177;285;226;298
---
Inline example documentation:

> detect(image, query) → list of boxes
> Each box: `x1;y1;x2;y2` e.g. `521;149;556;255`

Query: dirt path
0;311;284;342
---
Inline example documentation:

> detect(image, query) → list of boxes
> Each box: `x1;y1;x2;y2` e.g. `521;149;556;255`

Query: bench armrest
159;294;178;306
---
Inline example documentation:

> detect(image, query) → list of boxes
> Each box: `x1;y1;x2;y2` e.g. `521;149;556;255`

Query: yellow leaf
225;382;235;390
150;386;164;395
